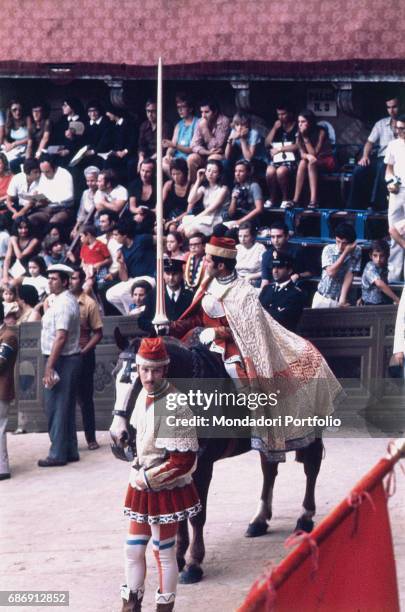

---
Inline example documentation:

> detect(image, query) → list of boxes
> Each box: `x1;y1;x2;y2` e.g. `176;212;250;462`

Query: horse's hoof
245;521;268;538
294;517;314;533
179;564;204;584
177;557;186;572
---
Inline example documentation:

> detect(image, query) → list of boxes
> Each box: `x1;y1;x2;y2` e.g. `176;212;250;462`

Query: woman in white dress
180;159;229;237
236;221;266;287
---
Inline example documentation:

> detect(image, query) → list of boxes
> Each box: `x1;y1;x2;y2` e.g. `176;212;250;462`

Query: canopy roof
1;0;404;80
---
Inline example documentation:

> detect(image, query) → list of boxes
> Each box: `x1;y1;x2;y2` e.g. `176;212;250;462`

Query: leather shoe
67;456;80;463
0;473;11;480
37;457;66;467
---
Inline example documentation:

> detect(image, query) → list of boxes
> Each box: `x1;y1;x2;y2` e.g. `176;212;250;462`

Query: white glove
199;327;216;345
129;466;147;490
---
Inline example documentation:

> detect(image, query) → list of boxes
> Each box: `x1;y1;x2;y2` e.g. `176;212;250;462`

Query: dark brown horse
110;332;323;584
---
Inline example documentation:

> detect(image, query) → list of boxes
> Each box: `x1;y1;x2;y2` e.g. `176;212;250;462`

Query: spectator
0;109;4;146
16;284;41;323
348;95;400;211
97;210;121;314
162;94;198;176
384;113;405;281
78;224;112;290
224;160;263;228
52;97;84;145
265;102;298;208
188;98;230;181
235;222;266;287
2;217;40;285
181;160;229;237
102;105;137;182
137;99;170;171
38;263;81;467
0;217;10;277
128;279;153;318
0;154;12;215
28;154;74;230
0;299;18;480
22;255;49;300
225;112;266;180
94;168;128;217
2;100;30;172
128;159;156;213
261;221;313;288
43;237;67;268
360;240;399;305
183;232;207;292
70;268;103;450
26;101;51;160
6;158;41;222
292;109;335;209
82;100;111;164
2;284;18;317
163;157;191;229
106;219;156;314
71;166;99;238
165;230;186;261
259;252;306;332
312;222;361;308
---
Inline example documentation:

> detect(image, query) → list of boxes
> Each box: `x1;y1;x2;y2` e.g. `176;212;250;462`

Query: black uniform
139;285;193;332
259;280;306;332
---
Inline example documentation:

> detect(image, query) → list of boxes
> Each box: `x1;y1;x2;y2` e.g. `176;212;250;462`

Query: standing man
385;114;405;281
38;264;81;467
347;95;400;210
0;301;18;480
70;268;103;451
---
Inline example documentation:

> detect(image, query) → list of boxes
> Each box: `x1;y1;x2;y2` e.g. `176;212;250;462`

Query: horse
109;330;324;584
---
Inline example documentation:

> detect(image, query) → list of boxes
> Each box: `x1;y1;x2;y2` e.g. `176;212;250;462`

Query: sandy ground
1;433;404;612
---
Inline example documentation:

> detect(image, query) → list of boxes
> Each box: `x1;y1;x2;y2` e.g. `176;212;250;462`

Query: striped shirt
41;290;80;356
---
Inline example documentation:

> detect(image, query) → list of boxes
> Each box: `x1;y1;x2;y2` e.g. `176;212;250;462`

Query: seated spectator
53;119;86;167
292;110;335;209
235;222;266;287
0;154;12;220
312;222;361;308
128;279;153;318
52;97;84;145
183;232;207;292
4;302;19;326
106;219;156;314
137;99;170;171
225;112;266;180
82;100;111;163
0;217;10;277
261;221;313;288
128;159;156;213
163;157;191;229
265;102;299;208
96;210;121;314
259;252;306;332
348;94;399;211
188;98;230;182
224;160;263;228
94;169;128;217
43;237;67;268
27;154;74;230
360;240;399;306
2;217;40;285
1;100;30;172
2;283;18;317
6;158;41;223
16;284;41;323
181;160;229;237
102;105;137;182
26;101;51;160
22;255;49;300
71;166;99;238
78;224;112;290
165;230;186;261
162;94;198;176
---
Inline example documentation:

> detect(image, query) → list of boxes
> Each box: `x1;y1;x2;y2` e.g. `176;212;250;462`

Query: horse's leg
180;457;214;584
176;519;189;572
245;452;279;537
295;438;323;533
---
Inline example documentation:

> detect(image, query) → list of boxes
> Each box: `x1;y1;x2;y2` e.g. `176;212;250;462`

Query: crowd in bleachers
0;89;403;326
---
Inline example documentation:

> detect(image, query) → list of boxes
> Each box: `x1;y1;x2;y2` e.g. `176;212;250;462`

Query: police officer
259;252;306;332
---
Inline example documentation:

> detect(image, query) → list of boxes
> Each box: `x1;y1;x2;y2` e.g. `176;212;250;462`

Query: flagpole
152;57;169;327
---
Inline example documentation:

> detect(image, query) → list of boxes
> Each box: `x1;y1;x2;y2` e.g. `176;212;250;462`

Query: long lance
152;57;169;329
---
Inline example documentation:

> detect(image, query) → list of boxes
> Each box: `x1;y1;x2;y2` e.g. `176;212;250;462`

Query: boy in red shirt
79;224;111;290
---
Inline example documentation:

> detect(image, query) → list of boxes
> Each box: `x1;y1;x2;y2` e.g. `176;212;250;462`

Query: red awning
1;0;404;79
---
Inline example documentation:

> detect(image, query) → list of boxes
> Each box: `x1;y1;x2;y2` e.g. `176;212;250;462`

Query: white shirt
236;242;266;278
38;167;74;207
7;172;40;207
166;286;181;302
98;233;121;274
41;290;80;356
94;185;128;207
384;138;405;184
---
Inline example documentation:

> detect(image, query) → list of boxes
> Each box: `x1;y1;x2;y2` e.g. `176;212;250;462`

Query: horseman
121;336;201;612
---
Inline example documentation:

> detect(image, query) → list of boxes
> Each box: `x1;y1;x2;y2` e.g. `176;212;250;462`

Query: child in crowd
79;224;111;289
128;279;153;317
165;230;186;261
43;237;66;267
312;223;361;308
2;284;18;317
22;256;49;301
360;240;400;306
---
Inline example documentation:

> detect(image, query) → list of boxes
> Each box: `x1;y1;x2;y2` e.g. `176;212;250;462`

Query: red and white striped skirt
124;482;201;525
